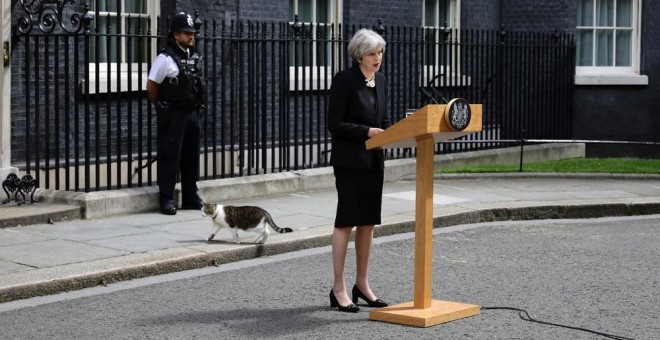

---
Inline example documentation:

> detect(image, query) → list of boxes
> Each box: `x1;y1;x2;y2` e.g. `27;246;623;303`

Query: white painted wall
0;0;17;179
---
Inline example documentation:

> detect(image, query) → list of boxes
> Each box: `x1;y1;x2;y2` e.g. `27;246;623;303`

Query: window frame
575;0;647;85
83;0;160;94
288;0;342;91
420;0;469;88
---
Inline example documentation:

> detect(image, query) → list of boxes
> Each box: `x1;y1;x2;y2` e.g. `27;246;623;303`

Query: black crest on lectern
445;98;472;131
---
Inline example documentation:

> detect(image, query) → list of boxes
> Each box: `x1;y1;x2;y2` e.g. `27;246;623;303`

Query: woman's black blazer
327;65;389;169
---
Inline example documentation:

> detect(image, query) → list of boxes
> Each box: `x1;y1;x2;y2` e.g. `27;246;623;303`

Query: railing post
374;18;385;36
519;129;526;172
291;14;302;37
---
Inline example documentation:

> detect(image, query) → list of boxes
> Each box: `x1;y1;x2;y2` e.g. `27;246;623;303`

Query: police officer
146;12;206;215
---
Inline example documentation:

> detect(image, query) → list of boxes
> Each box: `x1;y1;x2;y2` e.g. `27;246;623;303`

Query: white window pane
316;0;328;22
126;16;150;62
577;0;594;26
576;29;594;66
577;0;639;73
289;0;295;18
423;0;453;27
616;0;632;27
596;0;614;27
615;30;632;66
93;2;117;12
438;0;449;26
289;0;312;21
298;0;313;21
424;0;436;26
125;1;147;13
92;1;146;14
595;29;613;66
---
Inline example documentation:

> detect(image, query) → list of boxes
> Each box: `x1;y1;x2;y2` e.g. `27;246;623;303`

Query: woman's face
360;47;383;74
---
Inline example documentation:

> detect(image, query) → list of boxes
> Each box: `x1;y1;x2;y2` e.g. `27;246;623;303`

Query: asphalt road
1;215;658;339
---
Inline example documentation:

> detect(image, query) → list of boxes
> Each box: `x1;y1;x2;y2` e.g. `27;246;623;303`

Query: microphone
420;87;439;104
424;74;448;104
430;86;449;104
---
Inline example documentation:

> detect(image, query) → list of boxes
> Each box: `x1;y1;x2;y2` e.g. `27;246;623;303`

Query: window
84;0;160;93
575;0;647;85
288;0;341;90
421;0;466;87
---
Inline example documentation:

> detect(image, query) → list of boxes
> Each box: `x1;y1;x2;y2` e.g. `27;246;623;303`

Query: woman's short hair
347;29;386;63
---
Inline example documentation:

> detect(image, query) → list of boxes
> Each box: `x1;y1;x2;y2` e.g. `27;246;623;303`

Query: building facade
2;0;657;190
121;0;660;150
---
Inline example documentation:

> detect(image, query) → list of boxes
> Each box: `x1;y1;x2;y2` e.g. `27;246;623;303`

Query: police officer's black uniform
149;13;206;215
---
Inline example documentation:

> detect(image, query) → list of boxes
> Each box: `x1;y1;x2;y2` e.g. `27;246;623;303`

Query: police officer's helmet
170;12;196;33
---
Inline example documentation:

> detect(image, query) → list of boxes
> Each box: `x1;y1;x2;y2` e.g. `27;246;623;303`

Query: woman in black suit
327;28;390;313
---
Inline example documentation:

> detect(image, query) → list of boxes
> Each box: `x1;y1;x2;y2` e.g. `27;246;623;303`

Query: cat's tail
266;216;293;233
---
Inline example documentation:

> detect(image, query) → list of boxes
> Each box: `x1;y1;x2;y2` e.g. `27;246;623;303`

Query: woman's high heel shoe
329;289;360;313
352;285;389;307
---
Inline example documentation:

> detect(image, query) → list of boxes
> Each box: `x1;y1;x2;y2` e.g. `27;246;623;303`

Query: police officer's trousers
157;107;201;205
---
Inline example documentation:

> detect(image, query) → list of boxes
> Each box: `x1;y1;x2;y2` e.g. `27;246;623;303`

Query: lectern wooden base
369;300;480;328
366;103;483;328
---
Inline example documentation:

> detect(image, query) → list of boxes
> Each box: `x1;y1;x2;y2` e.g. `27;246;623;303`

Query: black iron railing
11;3;575;192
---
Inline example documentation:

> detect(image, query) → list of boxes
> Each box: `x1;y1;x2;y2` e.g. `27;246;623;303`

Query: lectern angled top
366;102;482;150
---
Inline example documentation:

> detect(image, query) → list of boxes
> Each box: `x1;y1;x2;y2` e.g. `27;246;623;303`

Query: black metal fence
11;5;575;193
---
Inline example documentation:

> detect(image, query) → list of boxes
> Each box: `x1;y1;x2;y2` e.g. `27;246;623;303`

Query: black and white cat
201;202;293;243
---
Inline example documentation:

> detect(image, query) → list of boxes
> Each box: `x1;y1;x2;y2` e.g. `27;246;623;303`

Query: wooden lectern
365;102;482;327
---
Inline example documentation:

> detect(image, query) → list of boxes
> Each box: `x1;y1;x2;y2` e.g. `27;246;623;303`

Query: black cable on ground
481;306;635;340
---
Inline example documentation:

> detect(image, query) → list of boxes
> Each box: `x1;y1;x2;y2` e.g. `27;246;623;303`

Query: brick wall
238;0;288;21
572;0;660;150
499;0;576;32
343;0;420;28
462;0;500;30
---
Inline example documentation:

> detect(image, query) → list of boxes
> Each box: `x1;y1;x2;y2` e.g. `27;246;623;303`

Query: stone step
0;203;82;229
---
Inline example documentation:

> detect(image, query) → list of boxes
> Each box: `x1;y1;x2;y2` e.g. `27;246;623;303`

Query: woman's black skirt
333;166;384;228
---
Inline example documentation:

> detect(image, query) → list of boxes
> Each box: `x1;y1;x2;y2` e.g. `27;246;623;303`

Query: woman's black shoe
329;289;360;313
352;285;389;307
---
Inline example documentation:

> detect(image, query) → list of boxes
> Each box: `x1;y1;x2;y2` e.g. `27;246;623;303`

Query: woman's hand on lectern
368;128;384;138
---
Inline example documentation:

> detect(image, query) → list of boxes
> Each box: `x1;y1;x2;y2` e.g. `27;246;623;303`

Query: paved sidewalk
1;173;660;303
